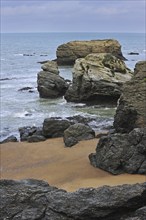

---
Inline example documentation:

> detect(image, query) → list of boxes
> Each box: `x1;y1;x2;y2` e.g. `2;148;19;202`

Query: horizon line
1;31;145;34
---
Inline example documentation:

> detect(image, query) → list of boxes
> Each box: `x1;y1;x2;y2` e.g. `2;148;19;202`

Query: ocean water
0;32;145;140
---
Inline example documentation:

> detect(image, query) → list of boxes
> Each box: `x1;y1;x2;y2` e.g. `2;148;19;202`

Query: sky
1;0;145;33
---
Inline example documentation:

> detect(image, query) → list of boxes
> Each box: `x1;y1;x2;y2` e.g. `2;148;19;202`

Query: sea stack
56;39;126;65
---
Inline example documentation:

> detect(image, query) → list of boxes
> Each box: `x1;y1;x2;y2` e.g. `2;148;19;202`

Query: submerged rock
37;61;68;98
0;179;146;220
89;127;146;174
114;61;146;133
65;53;132;104
56;39;126;65
64;123;95;147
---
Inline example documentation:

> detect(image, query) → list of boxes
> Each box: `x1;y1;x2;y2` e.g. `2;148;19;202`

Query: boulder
114;61;146;133
0;179;146;220
37;61;68;98
0;135;18;144
19;126;45;142
27;135;46;143
64;123;95;147
43;118;72;138
56;39;126;65
65;53;132;104
89;128;146;175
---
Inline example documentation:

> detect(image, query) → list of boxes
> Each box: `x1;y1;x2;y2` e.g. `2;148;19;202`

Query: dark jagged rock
19;126;45;142
114;61;146;133
37;61;68;98
128;52;139;55
37;60;49;64
89;128;146;174
0;179;146;220
64;53;132;104
64;123;95;147
0;135;18;144
56;39;126;65
43;118;72;138
18;87;33;91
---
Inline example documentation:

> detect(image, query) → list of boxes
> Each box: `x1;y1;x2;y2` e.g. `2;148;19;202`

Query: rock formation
43;118;72;138
0;179;146;220
37;61;68;98
63;123;95;147
56;39;126;65
89;127;146;174
114;61;146;133
65;53;132;104
19;126;46;142
89;61;146;174
0;135;18;144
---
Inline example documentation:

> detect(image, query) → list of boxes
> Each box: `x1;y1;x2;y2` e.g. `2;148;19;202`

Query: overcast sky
1;0;145;33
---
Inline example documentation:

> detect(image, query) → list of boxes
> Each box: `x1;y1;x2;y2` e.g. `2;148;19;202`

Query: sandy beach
0;137;145;192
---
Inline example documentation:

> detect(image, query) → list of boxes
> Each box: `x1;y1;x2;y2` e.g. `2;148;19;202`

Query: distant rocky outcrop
114;61;146;133
0;179;146;220
65;53;132;104
56;39;126;65
89;61;146;175
64;123;95;147
37;61;68;98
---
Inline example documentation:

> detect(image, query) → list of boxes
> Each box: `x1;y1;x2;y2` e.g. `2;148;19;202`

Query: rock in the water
64;123;95;147
56;39;126;65
0;179;146;220
0;135;18;144
128;52;139;55
114;61;146;133
89;127;146;174
43;118;72;138
18;86;33;92
65;53;132;104
37;61;68;98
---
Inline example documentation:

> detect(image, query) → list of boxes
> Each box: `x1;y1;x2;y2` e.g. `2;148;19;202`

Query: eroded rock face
56;39;126;65
89;61;146;175
89;128;146;174
37;61;68;98
65;53;132;104
64;123;95;147
114;61;146;133
0;179;146;220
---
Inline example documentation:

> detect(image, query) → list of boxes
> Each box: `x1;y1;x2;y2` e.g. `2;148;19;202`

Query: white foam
14;53;23;56
14;111;31;118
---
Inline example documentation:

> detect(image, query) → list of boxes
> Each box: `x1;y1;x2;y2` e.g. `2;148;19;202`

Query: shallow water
0;32;145;140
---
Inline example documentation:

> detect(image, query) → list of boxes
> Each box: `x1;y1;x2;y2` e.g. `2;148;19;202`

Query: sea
0;32;145;141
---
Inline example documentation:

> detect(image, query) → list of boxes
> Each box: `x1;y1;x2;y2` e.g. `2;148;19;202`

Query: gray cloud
1;0;145;33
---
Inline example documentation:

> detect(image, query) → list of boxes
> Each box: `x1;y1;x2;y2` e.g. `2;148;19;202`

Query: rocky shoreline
1;39;146;219
1;179;146;220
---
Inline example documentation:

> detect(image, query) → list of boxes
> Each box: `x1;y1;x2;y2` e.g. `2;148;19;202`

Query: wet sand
0;137;145;192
